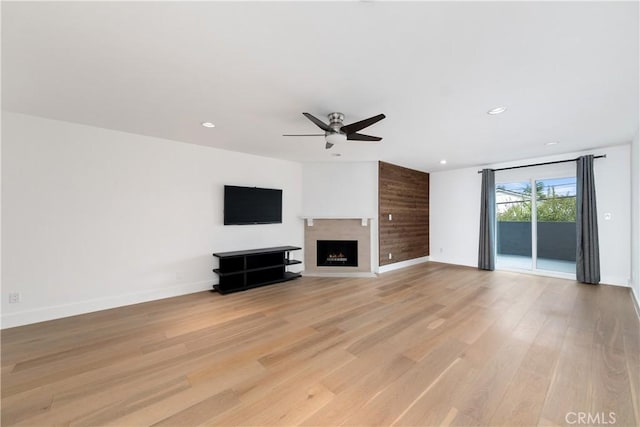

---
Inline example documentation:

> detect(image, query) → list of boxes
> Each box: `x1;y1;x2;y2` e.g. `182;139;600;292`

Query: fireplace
317;240;358;267
304;219;371;275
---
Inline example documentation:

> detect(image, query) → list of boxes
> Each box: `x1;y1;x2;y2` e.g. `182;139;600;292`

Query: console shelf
212;246;302;294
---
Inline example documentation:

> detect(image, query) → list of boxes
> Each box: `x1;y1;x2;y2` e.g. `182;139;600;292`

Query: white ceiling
2;1;638;172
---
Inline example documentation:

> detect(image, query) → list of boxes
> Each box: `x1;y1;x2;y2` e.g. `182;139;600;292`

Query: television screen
224;185;283;225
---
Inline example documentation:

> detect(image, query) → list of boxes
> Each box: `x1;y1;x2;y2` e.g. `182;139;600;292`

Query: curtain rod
476;154;606;174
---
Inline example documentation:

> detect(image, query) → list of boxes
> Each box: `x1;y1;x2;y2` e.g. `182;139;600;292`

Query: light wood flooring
2;262;639;426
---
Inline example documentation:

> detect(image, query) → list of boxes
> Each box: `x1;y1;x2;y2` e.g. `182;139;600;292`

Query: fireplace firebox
317;240;358;267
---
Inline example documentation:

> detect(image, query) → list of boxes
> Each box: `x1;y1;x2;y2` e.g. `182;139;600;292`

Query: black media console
212;246;302;294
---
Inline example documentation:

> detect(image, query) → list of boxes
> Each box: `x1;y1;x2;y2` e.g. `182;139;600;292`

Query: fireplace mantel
301;216;373;227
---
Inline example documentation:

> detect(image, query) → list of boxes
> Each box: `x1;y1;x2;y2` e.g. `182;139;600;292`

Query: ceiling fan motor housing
328;112;344;124
327;112;345;133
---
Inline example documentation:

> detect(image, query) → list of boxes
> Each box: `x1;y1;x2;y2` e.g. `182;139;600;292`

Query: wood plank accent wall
378;161;429;266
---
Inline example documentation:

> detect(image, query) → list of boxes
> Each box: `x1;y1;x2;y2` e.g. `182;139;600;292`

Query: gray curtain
576;155;600;284
478;169;495;270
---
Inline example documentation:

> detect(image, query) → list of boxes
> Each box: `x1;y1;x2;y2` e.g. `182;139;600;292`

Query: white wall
430;144;632;287
302;162;378;218
631;130;640;308
429;167;482;267
1;112;304;328
302;162;378;270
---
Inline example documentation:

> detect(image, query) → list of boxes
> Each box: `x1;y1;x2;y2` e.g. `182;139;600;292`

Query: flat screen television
224;185;283;225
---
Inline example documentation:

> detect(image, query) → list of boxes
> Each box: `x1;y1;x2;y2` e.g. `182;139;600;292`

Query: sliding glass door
496;176;576;275
535;177;576;273
496;181;533;270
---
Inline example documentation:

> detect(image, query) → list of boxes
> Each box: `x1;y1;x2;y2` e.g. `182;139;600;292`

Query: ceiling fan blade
302;112;332;132
347;133;382;142
283;134;325;137
341;114;386;135
325;142;334;149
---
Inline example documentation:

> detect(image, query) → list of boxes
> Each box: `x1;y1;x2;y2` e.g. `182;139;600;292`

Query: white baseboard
631;287;640;321
1;280;212;329
377;256;430;274
302;271;377;278
600;275;632;288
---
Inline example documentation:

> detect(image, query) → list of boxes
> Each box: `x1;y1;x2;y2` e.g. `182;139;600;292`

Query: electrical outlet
440;248;443;254
8;292;21;304
388;214;393;221
388;253;393;260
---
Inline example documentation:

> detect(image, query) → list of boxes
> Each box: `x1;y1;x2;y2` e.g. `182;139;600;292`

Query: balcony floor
496;254;575;274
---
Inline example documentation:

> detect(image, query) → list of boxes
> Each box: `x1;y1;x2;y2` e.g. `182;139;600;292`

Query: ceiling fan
284;112;386;149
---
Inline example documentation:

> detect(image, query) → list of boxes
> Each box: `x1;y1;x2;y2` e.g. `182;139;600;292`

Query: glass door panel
496;181;533;270
535;177;577;273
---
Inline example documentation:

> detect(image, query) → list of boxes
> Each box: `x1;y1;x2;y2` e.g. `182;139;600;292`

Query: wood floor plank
519;313;570;379
345;303;444;356
69;376;193;427
452;307;547;424
0;390;53;426
151;389;241;427
488;367;550;426
392;357;479;426
540;326;595;425
300;354;416;426
589;341;636;426
201;339;354;426
98;363;263;426
341;338;467;426
1;262;638;427
623;329;640;425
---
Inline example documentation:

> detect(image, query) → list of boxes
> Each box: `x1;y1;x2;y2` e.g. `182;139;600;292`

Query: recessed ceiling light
440;160;447;164
487;107;506;115
201;122;216;128
545;141;559;146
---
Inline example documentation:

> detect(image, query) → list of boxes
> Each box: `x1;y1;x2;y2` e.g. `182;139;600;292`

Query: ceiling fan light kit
325;132;347;145
284;112;386;149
